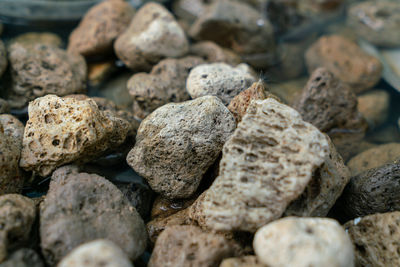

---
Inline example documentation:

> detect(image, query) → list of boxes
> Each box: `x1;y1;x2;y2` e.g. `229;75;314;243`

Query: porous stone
7;43;87;108
0;99;9;114
254;217;354;267
305;35;382;93
189;98;329;232
190;41;241;65
114;2;189;71
358;90;390;129
348;1;400;48
187;63;257;105
57;240;133;267
0;194;36;263
0;41;6;78
40;166;147;266
19;95;130;177
0;114;24;149
220;256;265;267
128;56;204;119
148;225;238;267
68;0;135;57
127;96;236;199
347;143;400;176
344;212;400;267
0;248;44;267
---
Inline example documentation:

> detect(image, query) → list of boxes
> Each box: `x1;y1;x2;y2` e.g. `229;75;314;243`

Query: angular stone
189;99;329;232
68;0;134;57
187;63;256;105
114;2;189;71
190;41;241;65
128;56;204;119
254;217;354;267
358;90;390;129
40;166;147;266
127;96;236;199
20;95;130;177
305;35;382;93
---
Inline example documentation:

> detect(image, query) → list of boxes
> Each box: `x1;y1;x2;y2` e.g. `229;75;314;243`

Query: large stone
127;96;235;199
254;217;354;267
189;98;329;232
19;95;130;177
114;2;189;71
40;166;147;266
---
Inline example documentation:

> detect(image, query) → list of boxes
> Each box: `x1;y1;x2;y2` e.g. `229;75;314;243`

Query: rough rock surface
19;95;130;177
305;35;382;93
220;256;266;267
40;166;147;266
254;217;354;267
114;2;189;71
187;63;256;105
148;225;238;267
347;143;400;176
68;0;134;57
0;99;9;114
0;248;44;267
344;212;400;267
338;162;400;219
0;114;24;149
7;43;87;108
0;40;6;78
348;1;400;48
190;41;241;65
358;90;390;129
127;96;235;199
189;98;329;232
10;32;62;48
0;194;36;263
57;240;133;267
128;56;204;119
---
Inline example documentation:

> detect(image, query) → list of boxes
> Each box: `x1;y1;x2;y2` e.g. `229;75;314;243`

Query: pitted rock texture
0;248;44;267
19;95;130;177
0;194;36;263
148;225;238;267
114;2;189;71
348;1;400;48
284;137;351;217
305;35;382;93
220;256;266;267
40;166;147;266
7;43;87;108
187;63;257;105
190;41;241;65
58;240;133;267
358;90;390;129
10;32;62;48
254;217;354;267
189;98;329;232
0;40;6;78
0;99;9;114
338;162;400;219
344;212;400;267
68;0;134;57
294;68;365;133
127;96;236;199
128;56;204;119
347;143;400;176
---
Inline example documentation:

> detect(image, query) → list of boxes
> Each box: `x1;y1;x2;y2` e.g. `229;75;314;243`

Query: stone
189;0;275;65
305;35;382;93
348;1;400;48
344;212;400;267
57;240;133;267
189;98;329;232
87;60;117;86
187;63;257;105
127;96;235;199
151;195;197;220
68;0;134;57
190;41;241;65
338;162;400;219
220;256;265;267
358;90;390;129
0;194;36;263
148;225;238;267
7;43;87;108
227;81;279;123
114;2;189;71
9;32;62;48
0;99;9;114
172;0;210;22
0;248;44;267
293;67;366;133
128;56;204;119
269;77;308;106
0;41;6;78
0;115;24;195
347;143;400;176
40;166;147;266
19;95;130;177
254;217;354;267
